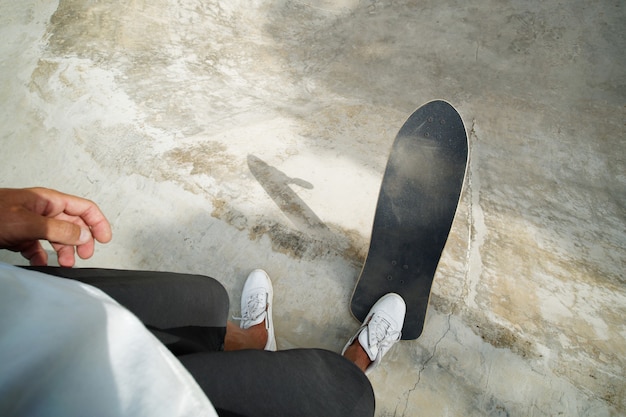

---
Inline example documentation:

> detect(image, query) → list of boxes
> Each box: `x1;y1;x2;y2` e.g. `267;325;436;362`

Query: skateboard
350;100;468;340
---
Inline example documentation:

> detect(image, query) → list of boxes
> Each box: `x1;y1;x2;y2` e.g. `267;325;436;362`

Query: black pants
26;267;375;417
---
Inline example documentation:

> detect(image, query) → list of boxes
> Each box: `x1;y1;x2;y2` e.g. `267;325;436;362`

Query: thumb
43;217;92;245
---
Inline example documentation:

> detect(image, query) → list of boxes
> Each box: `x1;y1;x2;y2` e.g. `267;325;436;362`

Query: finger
55;244;77;268
43;217;93;247
49;240;93;266
64;203;112;244
18;241;48;266
51;212;95;260
76;239;95;260
83;211;112;244
31;188;113;244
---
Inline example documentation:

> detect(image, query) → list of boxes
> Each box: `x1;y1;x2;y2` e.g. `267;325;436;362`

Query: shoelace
368;315;401;358
233;292;268;328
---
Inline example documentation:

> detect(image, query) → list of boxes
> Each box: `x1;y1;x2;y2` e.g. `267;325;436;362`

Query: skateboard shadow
247;155;330;233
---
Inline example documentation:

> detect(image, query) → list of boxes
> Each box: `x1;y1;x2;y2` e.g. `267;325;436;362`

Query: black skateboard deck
350;100;468;340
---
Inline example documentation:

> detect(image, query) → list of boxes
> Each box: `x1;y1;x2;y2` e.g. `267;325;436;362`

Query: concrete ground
1;0;624;415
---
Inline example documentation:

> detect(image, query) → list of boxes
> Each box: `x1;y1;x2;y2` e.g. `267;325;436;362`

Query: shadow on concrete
247;154;330;233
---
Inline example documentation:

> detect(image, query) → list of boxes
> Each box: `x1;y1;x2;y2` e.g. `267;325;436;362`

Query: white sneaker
236;269;276;351
342;293;406;374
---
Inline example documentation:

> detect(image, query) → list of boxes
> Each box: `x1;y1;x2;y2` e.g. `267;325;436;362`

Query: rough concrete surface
1;0;624;415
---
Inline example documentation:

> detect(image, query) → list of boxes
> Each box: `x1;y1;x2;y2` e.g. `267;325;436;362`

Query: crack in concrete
394;314;453;417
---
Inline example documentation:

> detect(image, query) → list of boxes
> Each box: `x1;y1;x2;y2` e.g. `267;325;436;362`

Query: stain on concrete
28;59;60;100
167;142;235;177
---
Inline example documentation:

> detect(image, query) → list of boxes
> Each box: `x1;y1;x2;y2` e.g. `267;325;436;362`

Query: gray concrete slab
1;0;624;415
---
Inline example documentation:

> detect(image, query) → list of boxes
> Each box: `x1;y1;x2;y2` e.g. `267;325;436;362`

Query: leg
343;340;373;372
179;349;375;417
178;269;376;417
24;266;229;353
224;321;268;351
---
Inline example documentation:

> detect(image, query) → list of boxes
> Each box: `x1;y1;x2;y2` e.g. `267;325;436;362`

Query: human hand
0;187;112;267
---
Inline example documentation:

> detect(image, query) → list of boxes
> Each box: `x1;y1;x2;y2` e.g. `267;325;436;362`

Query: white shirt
0;263;218;417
